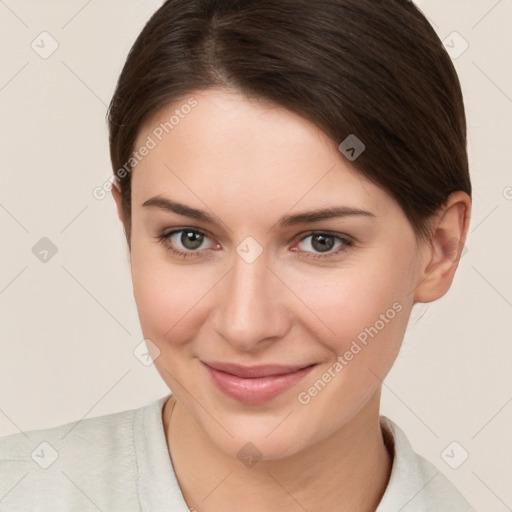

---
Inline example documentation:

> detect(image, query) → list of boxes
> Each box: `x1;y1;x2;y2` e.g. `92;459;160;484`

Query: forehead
131;88;394;220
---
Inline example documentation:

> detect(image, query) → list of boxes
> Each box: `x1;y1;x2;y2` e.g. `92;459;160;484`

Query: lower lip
202;363;316;404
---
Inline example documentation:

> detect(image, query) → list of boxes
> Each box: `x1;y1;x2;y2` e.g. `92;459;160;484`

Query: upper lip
202;361;314;378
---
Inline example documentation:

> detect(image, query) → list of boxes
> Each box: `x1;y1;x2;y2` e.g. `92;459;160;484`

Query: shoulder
377;416;476;512
0;404;138;469
0;395;170;511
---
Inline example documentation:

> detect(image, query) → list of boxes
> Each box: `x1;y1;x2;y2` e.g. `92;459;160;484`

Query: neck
162;391;392;512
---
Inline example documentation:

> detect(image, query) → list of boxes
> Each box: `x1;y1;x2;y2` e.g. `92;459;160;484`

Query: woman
0;0;475;510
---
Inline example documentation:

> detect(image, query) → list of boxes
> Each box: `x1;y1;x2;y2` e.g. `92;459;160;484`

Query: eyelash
155;228;355;260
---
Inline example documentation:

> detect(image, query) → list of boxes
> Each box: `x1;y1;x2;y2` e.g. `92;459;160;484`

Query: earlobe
413;191;471;304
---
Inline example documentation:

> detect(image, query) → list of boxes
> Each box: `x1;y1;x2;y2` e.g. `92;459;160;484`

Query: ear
413;191;471;303
111;182;131;256
111;181;124;223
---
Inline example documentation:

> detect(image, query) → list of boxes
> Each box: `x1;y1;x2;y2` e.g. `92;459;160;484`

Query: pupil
312;234;334;252
182;231;203;249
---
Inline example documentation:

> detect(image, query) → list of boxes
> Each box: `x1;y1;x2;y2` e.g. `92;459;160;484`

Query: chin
201;414;316;464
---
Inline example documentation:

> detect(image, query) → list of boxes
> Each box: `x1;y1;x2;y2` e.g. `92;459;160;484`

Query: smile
201;361;317;404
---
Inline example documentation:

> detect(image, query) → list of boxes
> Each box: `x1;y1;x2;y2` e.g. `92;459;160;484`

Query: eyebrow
142;196;376;227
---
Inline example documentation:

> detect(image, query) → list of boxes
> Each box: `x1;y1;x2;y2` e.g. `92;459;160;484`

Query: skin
112;88;471;512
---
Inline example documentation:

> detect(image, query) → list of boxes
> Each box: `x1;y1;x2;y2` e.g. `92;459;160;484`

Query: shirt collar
134;396;472;511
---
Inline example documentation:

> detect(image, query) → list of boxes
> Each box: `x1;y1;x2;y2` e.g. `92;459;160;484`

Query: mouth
201;360;317;404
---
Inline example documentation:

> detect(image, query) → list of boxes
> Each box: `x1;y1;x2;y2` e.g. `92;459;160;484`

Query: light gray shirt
0;394;475;511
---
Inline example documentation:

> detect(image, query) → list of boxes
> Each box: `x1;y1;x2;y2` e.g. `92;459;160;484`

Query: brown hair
107;0;471;245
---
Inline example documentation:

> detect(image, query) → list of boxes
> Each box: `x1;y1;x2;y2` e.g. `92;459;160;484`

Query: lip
201;361;316;404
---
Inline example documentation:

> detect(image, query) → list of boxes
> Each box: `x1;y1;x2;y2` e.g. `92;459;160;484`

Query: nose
212;248;291;352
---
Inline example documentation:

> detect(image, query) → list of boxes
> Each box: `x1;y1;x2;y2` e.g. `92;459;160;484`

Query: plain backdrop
1;1;511;510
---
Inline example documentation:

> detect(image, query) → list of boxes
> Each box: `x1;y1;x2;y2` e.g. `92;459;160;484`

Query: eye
293;232;354;260
155;228;354;260
156;228;219;259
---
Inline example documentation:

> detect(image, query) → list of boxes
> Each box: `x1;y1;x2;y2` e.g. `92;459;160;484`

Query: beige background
1;1;511;510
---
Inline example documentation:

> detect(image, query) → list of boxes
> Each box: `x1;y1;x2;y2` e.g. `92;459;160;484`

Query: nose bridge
214;247;288;349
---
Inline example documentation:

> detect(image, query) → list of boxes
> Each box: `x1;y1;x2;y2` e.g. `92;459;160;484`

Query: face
125;88;426;460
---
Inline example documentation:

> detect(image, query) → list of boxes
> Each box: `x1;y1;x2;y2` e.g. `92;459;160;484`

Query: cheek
130;243;217;351
291;249;413;341
292;265;412;426
303;277;408;381
289;245;415;393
